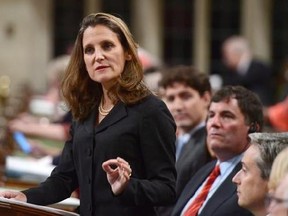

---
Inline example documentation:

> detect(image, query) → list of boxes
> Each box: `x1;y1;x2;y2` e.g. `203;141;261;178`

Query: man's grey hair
249;132;288;180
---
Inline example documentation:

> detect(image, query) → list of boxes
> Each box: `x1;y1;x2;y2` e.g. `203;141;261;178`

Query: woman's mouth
96;65;109;71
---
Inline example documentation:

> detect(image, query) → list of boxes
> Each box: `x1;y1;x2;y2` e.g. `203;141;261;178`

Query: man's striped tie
184;165;220;216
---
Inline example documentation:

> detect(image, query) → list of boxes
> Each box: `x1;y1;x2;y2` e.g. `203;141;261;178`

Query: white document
5;155;55;182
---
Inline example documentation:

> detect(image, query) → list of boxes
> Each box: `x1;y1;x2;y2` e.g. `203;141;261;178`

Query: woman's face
82;24;131;89
268;175;288;216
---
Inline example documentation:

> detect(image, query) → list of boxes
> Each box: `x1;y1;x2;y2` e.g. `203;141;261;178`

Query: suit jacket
155;127;212;216
172;160;253;216
176;126;212;197
23;95;177;216
221;59;273;105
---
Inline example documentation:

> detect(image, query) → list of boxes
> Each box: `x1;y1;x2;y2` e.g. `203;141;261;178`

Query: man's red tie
184;165;221;216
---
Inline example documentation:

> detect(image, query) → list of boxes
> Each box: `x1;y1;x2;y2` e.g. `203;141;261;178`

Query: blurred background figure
139;47;163;94
0;55;72;195
138;47;161;72
8;112;71;162
28;54;70;121
143;68;162;94
7;55;71;161
220;35;274;106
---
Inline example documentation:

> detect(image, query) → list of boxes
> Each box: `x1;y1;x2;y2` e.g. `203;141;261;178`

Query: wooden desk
0;198;79;216
0;182;80;213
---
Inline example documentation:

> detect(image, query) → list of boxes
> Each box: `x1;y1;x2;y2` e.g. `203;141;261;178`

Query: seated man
232;132;288;216
172;85;262;216
156;65;213;216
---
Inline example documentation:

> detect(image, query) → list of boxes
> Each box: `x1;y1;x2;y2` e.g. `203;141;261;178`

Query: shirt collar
217;153;243;175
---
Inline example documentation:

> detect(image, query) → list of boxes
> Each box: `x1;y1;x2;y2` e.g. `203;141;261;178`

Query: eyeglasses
265;194;288;208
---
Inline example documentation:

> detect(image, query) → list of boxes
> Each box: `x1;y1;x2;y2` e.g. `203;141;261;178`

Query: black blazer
23;95;177;216
176;126;212;197
172;160;253;216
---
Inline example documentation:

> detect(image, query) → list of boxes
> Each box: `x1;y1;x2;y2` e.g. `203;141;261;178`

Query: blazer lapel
173;161;217;215
94;101;127;134
199;162;241;216
176;127;206;167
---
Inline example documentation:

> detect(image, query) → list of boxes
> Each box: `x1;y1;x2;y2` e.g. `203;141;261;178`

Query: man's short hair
159;65;211;96
249;132;288;180
211;85;264;130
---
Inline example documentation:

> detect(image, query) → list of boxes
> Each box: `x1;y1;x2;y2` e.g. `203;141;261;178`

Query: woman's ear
125;52;132;61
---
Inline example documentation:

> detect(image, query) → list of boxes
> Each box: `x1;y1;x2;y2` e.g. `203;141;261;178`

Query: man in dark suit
221;35;274;106
172;85;263;216
232;132;288;216
156;65;214;216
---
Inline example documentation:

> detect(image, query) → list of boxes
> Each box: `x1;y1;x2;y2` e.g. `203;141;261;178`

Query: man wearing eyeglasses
232;132;288;216
268;172;288;216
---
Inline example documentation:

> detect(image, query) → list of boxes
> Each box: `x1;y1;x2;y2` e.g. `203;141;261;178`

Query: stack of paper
5;155;55;182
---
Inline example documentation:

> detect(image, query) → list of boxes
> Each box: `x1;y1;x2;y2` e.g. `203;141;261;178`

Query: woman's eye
102;42;114;50
84;47;94;54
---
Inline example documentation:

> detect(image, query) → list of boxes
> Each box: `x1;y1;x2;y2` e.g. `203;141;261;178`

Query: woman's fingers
117;157;132;177
102;159;118;174
102;157;132;177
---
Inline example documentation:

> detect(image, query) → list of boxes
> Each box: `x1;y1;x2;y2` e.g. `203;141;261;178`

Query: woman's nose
95;49;104;61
